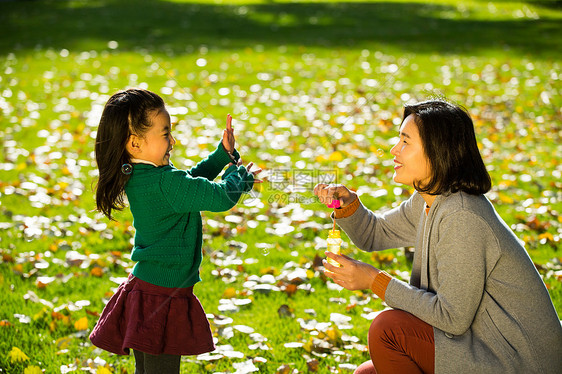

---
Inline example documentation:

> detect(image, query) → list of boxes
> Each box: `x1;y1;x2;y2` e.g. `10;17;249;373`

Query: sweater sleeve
385;211;499;335
160;165;253;213
335;192;424;252
188;142;241;181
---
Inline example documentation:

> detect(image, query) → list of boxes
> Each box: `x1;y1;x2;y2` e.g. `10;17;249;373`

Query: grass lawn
0;0;561;373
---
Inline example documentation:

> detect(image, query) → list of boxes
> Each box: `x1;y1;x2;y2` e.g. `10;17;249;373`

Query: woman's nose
390;142;399;156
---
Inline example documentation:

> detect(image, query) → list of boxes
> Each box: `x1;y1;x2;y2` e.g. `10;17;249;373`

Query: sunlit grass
1;0;561;373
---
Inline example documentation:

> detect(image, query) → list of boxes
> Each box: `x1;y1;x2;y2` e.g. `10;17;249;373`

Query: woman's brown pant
355;309;435;374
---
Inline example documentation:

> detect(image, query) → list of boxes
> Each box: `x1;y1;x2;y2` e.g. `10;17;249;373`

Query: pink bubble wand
326;197;341;232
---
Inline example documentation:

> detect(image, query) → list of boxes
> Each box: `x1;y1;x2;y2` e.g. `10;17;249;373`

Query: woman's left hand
323;252;381;291
313;183;357;208
222;114;235;153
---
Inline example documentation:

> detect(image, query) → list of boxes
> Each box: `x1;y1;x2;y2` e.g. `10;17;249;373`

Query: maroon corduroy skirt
89;274;215;356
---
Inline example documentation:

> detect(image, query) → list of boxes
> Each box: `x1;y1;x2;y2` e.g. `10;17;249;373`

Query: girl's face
390;114;431;189
132;107;176;166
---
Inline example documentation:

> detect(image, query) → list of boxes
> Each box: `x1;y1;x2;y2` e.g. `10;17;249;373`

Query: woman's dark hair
94;88;164;220
403;99;491;195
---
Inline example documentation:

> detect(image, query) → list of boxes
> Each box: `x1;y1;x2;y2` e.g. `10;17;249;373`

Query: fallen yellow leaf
326;326;342;344
222;287;237;299
328;151;343;161
56;336;72;350
74;317;88;331
499;193;514;204
315;155;327;163
276;364;292;374
24;366;42;374
538;233;554;242
259;266;278;276
96;366;112;374
8;346;29;363
12;264;23;274
303;337;314;353
36;280;48;289
90;267;104;277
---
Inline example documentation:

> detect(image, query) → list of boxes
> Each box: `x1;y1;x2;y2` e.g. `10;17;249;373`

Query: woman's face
390;114;432;189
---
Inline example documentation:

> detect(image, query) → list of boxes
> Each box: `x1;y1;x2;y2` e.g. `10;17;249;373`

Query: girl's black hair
94;88;164;220
403;99;491;196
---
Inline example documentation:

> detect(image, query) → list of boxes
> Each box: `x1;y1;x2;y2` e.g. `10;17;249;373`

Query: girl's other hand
222;114;235;154
323;252;380;291
313;183;357;207
228;160;264;184
245;162;263;184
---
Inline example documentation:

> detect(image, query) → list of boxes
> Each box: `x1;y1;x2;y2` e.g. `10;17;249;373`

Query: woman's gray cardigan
336;191;562;373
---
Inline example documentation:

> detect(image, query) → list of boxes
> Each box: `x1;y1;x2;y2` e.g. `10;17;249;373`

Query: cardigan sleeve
385;210;499;335
335;192;425;252
187;142;241;181
160;165;253;213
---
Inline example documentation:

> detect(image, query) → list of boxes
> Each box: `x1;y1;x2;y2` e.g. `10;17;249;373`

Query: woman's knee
369;309;405;341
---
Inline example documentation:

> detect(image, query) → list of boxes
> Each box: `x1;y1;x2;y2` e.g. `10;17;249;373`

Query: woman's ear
126;134;142;156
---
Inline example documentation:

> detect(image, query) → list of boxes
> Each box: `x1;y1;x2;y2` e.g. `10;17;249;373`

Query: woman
314;99;562;374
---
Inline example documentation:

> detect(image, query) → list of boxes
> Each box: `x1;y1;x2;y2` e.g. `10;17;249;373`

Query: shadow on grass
523;0;562;10
0;0;561;57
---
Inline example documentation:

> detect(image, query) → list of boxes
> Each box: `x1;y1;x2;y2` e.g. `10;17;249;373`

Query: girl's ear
126;134;142;156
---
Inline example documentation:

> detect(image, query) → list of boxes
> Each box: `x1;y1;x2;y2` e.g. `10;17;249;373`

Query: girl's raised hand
222;114;235;154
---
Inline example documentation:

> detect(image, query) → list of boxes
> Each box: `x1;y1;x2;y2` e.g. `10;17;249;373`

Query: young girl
89;88;261;373
314;99;561;373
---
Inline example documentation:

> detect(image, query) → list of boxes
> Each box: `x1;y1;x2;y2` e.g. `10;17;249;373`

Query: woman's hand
222;114;235;154
323;252;380;291
313;183;357;208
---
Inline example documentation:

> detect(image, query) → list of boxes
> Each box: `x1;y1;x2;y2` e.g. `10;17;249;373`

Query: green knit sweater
124;143;253;288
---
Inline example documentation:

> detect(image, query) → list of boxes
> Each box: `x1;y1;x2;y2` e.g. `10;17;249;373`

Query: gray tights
133;349;181;374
